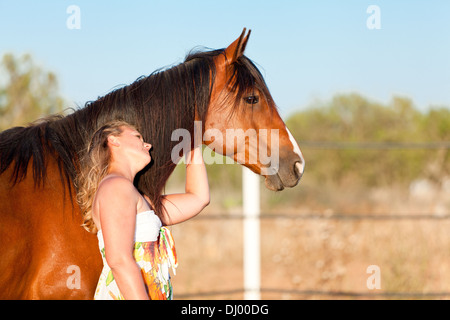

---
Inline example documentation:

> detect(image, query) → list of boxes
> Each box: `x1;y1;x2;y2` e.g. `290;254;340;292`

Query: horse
0;28;304;299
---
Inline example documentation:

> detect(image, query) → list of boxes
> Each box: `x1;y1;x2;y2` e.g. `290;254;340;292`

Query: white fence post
242;167;261;300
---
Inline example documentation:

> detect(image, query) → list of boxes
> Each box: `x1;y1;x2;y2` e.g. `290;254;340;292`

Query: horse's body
0;160;100;298
0;29;304;299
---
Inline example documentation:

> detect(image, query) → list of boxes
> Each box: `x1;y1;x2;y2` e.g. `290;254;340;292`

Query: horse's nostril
295;161;304;178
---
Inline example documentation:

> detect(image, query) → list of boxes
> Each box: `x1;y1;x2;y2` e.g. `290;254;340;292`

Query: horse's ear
224;28;251;64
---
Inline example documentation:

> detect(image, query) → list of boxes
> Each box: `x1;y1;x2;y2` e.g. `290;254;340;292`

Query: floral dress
94;211;177;300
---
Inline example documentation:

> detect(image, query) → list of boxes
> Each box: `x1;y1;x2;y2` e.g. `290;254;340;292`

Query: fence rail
176;288;450;299
194;213;450;221
299;141;450;149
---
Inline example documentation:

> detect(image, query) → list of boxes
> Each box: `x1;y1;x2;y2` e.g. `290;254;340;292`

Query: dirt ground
168;181;450;300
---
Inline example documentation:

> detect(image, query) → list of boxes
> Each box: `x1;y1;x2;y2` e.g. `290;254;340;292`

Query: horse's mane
0;47;272;219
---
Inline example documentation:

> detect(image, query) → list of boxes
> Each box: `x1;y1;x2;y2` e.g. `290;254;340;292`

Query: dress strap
159;227;178;275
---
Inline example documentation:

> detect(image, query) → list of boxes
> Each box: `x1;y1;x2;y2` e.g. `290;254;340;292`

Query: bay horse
0;29;304;299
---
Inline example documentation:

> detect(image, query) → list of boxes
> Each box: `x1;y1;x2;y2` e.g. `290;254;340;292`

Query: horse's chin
264;174;285;191
263;162;303;191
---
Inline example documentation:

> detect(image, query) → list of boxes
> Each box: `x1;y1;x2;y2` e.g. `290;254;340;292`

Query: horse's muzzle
263;156;304;191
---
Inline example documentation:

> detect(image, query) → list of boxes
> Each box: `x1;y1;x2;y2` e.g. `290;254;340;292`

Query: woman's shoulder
97;174;136;196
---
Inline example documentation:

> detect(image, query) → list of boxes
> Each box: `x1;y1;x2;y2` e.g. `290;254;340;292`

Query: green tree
286;93;449;187
0;53;65;131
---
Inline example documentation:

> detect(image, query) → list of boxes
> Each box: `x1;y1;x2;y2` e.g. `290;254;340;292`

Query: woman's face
115;126;152;169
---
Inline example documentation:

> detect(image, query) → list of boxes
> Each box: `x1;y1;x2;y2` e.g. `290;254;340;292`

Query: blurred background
1;1;449;299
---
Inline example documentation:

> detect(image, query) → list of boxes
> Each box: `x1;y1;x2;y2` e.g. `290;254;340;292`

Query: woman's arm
97;177;149;300
159;146;210;226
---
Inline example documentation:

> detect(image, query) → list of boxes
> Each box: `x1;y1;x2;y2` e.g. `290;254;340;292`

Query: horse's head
201;29;305;191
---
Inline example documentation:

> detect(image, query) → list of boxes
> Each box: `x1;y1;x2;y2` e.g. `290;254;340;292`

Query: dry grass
166;164;450;300
170;216;450;300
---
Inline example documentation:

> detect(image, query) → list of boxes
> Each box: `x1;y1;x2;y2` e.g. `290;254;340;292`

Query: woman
76;120;209;300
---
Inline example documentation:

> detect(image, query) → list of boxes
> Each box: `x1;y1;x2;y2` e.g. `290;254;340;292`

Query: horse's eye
244;95;259;105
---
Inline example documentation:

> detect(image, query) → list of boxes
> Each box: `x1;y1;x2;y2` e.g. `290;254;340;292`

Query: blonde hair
76;120;137;233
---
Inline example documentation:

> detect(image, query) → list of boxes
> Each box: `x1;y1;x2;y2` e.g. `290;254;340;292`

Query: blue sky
0;0;449;118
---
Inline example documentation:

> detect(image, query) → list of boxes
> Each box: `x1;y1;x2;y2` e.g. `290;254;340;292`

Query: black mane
0;47;272;218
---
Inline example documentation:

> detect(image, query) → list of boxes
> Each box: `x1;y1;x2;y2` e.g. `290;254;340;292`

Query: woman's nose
144;143;152;150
